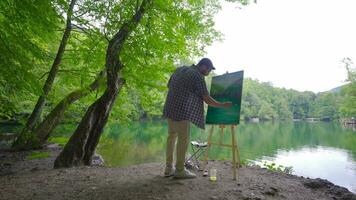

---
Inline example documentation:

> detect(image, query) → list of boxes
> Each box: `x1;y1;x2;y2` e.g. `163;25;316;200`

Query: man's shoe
164;166;175;177
174;169;196;179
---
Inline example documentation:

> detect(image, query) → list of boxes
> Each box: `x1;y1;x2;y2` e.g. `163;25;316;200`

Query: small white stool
185;141;208;170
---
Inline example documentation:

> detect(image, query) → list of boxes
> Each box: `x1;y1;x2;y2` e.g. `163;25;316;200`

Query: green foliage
339;58;356;117
1;0;245;125
240;78;343;121
0;0;61;119
0;0;60;86
0;95;18;119
5;0;349;130
238;159;249;166
260;161;294;174
115;0;222;119
26;151;51;160
313;92;341;119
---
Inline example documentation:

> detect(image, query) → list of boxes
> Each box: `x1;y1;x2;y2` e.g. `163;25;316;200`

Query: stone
91;153;105;166
303;178;333;189
209;196;218;200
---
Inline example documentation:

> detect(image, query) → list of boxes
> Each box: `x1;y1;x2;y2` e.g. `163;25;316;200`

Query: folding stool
185;141;208;170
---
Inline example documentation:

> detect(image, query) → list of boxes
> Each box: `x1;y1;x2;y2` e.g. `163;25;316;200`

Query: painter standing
163;58;232;179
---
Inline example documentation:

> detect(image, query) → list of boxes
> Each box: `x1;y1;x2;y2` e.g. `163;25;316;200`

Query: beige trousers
166;118;191;171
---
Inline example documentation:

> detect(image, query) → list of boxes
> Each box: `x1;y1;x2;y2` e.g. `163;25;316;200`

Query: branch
102;0;112;42
73;10;90;18
102;0;152;87
72;24;91;35
136;0;140;12
72;24;108;43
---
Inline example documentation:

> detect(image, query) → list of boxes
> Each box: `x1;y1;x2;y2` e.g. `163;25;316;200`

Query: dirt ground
0;145;355;200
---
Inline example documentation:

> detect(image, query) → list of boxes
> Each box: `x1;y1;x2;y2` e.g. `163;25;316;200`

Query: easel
203;124;241;180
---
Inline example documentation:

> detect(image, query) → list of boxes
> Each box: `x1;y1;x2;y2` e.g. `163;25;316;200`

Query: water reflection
98;121;168;166
95;120;356;193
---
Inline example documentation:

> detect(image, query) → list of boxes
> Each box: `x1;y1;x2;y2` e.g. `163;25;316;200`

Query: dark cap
197;58;215;70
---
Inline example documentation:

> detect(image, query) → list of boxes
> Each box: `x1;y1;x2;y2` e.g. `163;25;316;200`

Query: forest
1;1;356;199
0;0;355;166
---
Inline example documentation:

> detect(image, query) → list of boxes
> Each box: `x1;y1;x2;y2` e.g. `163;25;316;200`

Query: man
163;58;232;179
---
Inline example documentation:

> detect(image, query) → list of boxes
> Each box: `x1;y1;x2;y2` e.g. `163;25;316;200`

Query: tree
340;57;356;117
12;0;77;150
54;0;152;168
258;102;277;120
11;0;112;150
274;98;292;120
241;79;262;119
54;0;243;168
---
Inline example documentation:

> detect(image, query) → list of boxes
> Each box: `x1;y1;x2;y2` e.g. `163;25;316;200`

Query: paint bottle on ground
209;168;217;181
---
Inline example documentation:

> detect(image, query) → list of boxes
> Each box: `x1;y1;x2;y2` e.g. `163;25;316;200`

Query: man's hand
203;95;233;108
221;102;233;108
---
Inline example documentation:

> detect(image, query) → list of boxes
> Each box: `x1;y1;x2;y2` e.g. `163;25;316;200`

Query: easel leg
219;125;225;145
230;125;241;166
231;125;237;180
235;139;241;167
203;125;214;173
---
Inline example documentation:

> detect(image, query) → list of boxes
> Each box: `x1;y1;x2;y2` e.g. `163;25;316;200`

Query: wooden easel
203;124;241;180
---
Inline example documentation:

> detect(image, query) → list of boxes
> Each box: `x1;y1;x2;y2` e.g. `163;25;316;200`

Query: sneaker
164;166;175;177
174;168;196;179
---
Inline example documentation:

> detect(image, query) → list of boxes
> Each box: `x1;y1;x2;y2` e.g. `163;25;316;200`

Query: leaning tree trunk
54;0;151;168
34;70;105;144
12;0;77;151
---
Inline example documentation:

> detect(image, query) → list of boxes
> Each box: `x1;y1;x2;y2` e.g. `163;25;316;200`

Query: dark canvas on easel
206;70;244;125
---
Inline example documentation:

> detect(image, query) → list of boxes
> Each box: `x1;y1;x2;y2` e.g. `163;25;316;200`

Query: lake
1;121;356;193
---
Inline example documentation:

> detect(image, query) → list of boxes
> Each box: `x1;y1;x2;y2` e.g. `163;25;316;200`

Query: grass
26;152;51;160
48;137;69;146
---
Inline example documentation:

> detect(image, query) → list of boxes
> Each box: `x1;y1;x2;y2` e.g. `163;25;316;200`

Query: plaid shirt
163;65;209;129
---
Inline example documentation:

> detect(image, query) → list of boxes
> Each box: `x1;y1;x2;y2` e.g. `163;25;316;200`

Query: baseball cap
197;58;215;70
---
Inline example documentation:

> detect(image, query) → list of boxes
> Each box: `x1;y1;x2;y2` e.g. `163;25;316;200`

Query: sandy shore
0;145;355;200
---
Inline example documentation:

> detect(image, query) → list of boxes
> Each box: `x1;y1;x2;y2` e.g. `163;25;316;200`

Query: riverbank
0;146;355;200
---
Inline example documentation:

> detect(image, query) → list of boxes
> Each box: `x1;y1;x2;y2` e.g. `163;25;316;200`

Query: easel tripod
202;124;241;180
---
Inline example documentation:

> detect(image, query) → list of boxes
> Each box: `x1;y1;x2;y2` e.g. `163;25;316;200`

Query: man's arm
203;95;232;108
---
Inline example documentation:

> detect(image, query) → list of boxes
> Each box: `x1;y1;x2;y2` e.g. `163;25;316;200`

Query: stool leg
194;148;203;170
231;125;237;180
202;125;214;172
185;145;197;166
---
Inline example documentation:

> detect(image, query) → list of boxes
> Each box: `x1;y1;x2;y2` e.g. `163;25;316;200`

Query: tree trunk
54;0;151;168
35;71;105;144
12;0;77;150
53;82;123;167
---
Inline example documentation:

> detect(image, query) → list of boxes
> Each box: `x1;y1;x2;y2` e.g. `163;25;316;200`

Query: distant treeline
239;59;355;121
139;75;355;122
241;78;343;121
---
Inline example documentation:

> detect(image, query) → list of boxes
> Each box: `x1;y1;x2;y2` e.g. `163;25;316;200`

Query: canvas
206;70;244;125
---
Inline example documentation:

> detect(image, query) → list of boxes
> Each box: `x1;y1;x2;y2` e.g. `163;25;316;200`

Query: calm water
1;121;356;193
96;121;356;193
